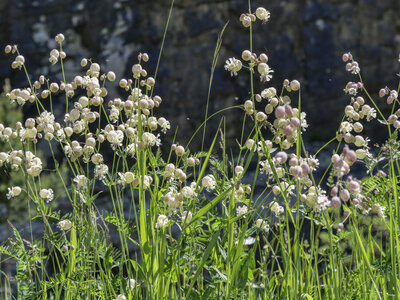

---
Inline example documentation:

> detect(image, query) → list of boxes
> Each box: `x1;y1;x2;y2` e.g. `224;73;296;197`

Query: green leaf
185;231;219;298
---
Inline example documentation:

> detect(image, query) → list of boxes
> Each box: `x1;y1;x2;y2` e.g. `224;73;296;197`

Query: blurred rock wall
1;0;400;148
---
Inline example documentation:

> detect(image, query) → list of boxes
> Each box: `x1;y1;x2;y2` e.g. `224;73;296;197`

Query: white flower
119;171;137;186
202;175;216;192
109;106;120;123
236;205;248;216
131;88;142;100
255;218;269;232
181;184;197;199
74;175;88;190
49;55;58;65
156;214;169;229
355;148;368;159
365;107;376;121
106;129;124;146
38;111;55;126
182;211;193;224
57;219;72;231
25;152;42;177
56;129;66;141
142;132;161;147
261;87;277;99
270;202;284;217
255;7;270;22
39;188;54;203
257;63;274;82
95;164;109;180
127;278;136;290
132;64;142;79
0;152;9;166
235;165;244;177
340;121;353;134
159;119;170;134
7;186;22;199
126;143;136;157
141;175;152;189
114;295;127;300
224;57;242;76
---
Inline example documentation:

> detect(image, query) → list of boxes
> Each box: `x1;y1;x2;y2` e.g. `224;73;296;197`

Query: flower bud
175;145;185;156
259;53;268;63
241;50;252;61
290;80;300;91
107;71;116;82
55;33;65;43
340;189;350;202
241;15;251;27
331;196;341;208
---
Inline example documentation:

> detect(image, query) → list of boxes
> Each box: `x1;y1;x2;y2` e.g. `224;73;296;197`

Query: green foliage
2;1;400;299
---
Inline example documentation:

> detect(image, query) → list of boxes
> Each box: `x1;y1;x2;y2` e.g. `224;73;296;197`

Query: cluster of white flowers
304;187;330;211
155;214;169;229
255;218;269;232
236;205;248;217
40;188;54;203
104;126;124;147
239;7;270;27
95;164;109;181
0;124;17;142
163;190;183;210
181;182;197;199
74;175;88;190
25;151;43;177
202;175;216;192
8;88;33;106
342;52;360;74
269;202;284;217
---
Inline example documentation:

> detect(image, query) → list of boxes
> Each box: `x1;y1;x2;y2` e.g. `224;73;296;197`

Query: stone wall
1;0;400;148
